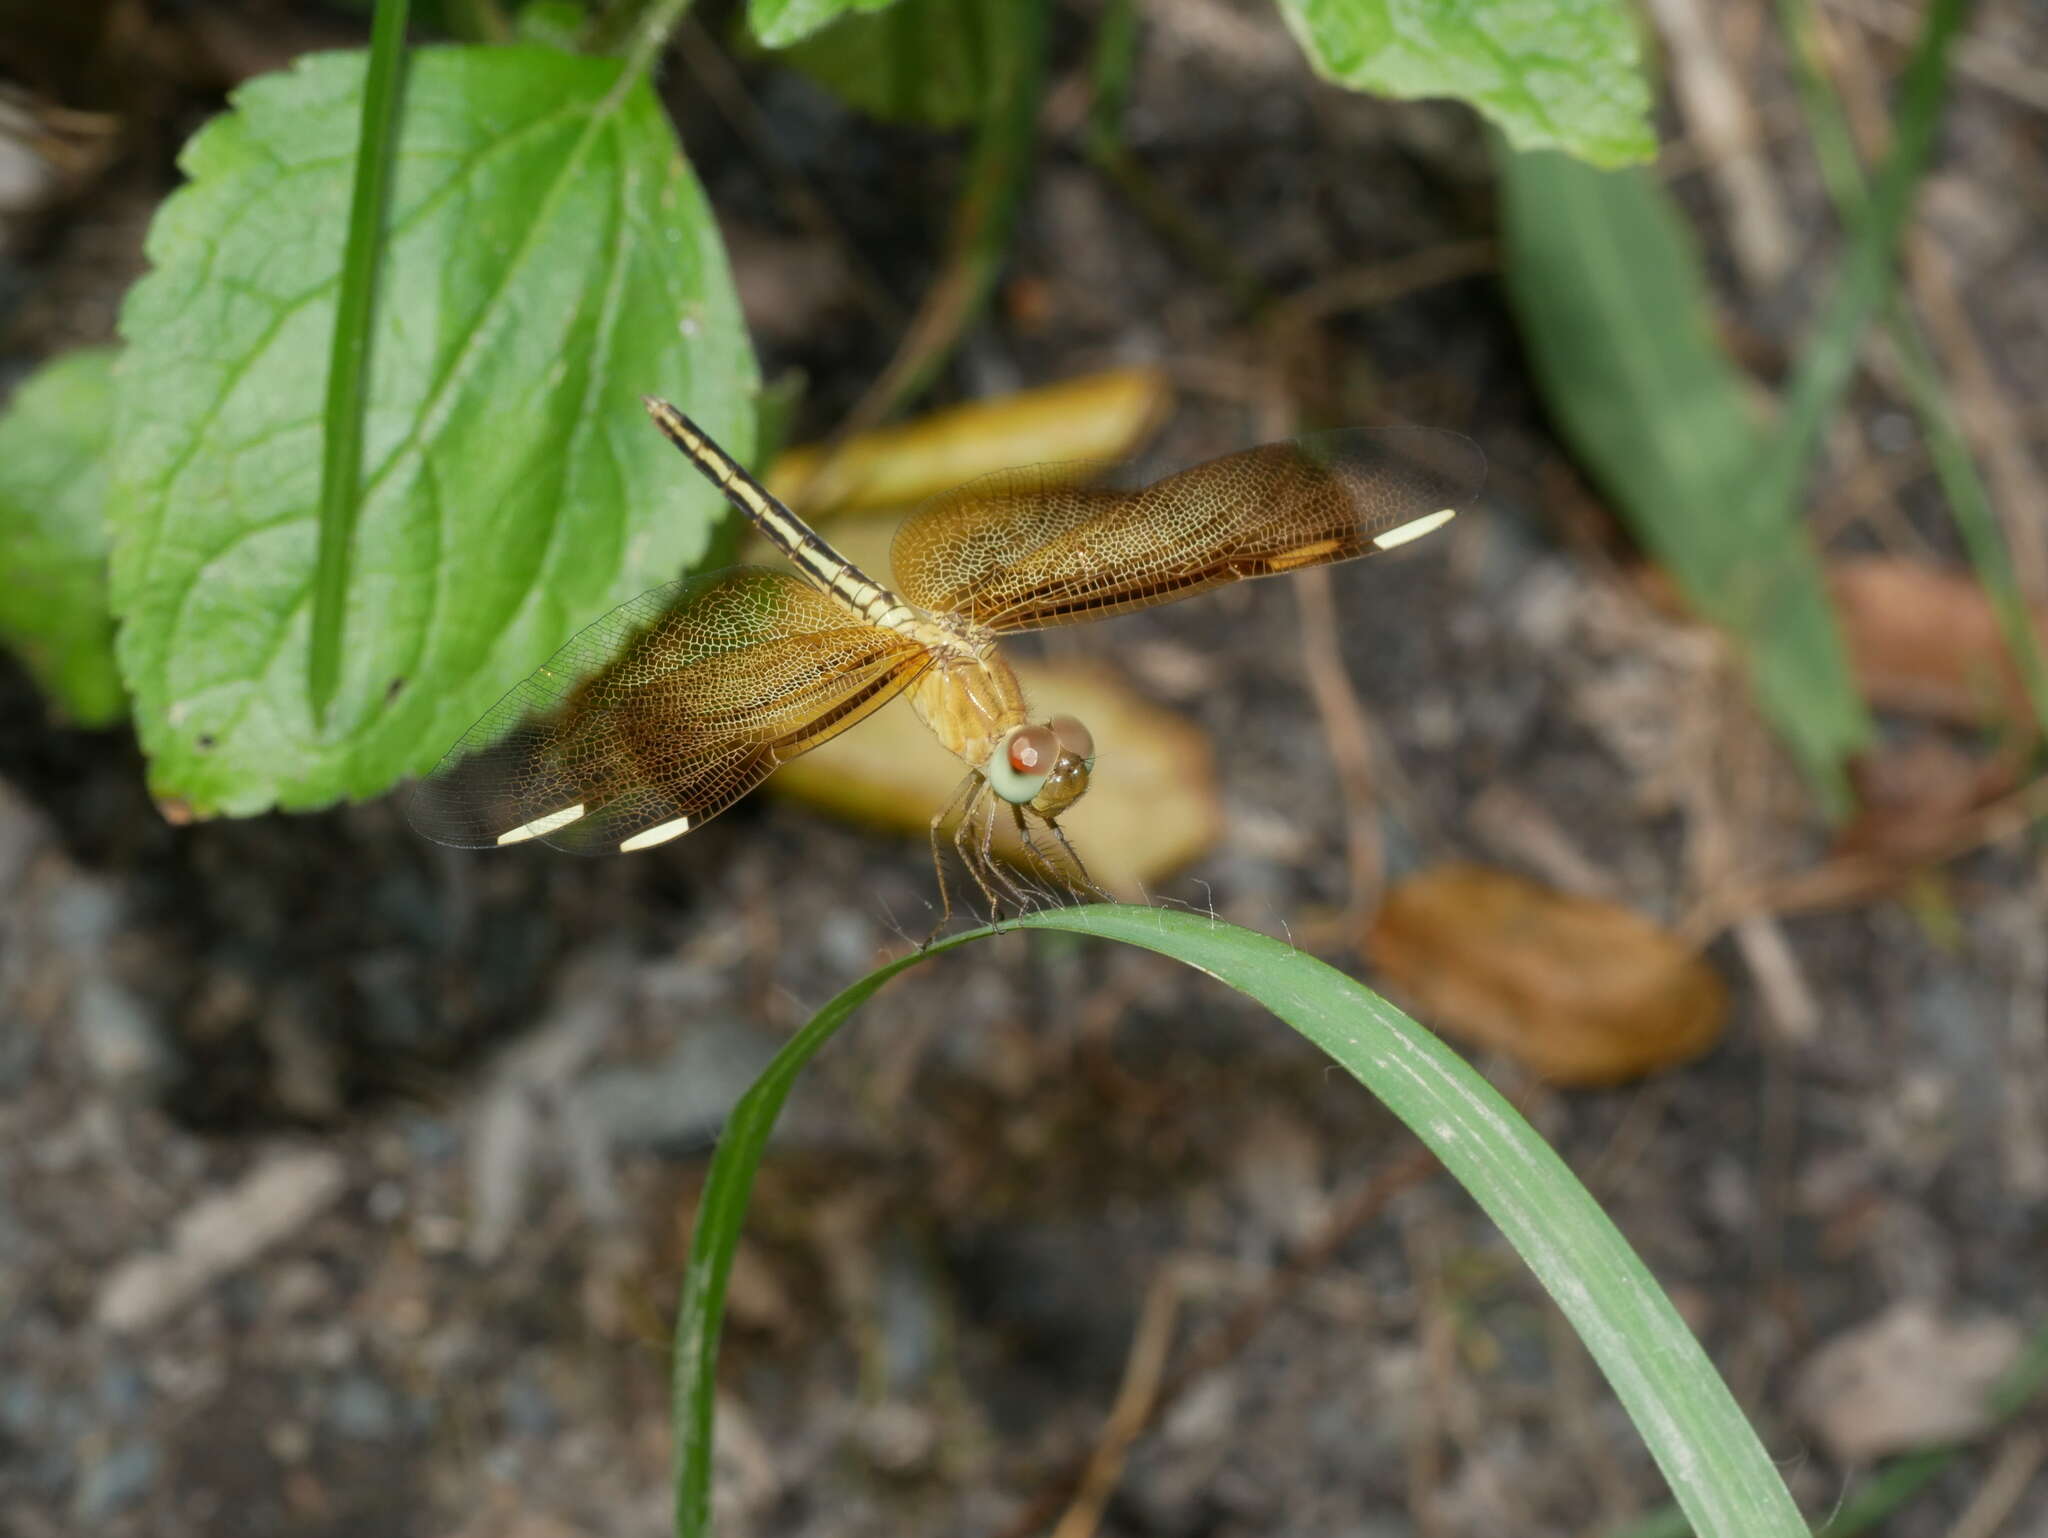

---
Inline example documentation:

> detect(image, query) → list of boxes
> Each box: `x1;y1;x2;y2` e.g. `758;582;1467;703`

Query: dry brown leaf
1831;556;2048;727
1364;863;1727;1085
764;367;1169;516
768;659;1221;900
1842;734;2017;860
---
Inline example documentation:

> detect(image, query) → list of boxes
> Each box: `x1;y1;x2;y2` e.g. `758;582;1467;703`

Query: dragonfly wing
408;567;930;855
890;430;1482;634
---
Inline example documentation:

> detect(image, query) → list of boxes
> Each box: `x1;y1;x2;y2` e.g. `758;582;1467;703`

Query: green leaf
748;0;899;50
1274;0;1654;167
109;46;757;819
672;906;1806;1538
514;0;587;48
0;348;126;727
771;0;989;128
1498;148;1869;809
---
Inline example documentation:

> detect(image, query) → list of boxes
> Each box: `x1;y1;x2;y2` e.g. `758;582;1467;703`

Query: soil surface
4;3;2048;1537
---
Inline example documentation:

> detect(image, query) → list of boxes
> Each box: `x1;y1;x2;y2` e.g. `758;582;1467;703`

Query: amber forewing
408;568;930;854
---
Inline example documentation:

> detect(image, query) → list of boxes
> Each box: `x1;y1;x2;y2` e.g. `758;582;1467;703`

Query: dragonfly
408;399;1482;915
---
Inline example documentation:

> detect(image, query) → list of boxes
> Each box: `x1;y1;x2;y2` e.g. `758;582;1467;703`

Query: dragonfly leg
1045;818;1111;903
975;792;1038;916
925;772;983;944
1009;806;1072;909
951;779;1008;923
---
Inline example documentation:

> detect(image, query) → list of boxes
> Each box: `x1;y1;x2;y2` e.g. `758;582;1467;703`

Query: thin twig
1047;1263;1185;1538
1294;566;1387;933
1819;6;2048;606
672;18;901;331
1938;1428;2046;1538
1646;0;1795;286
994;1146;1441;1538
1684;771;2048;936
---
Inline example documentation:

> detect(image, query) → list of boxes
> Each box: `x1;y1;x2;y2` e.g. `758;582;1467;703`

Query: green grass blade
1499;147;1869;811
308;0;410;726
1775;0;2048;741
1746;0;1972;580
671;905;1805;1538
1605;1317;2048;1538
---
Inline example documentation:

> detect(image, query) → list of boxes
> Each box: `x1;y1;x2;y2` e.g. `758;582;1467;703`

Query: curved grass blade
671;905;1805;1538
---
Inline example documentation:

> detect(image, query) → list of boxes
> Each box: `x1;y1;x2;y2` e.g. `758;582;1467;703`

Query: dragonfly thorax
902;631;1096;821
907;629;1027;771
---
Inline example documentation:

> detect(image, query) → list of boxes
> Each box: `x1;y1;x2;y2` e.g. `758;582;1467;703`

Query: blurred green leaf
1499;148;1868;809
514;0;586;47
109;46;756;819
771;0;989;127
0;349;125;727
1275;0;1654;167
748;0;898;50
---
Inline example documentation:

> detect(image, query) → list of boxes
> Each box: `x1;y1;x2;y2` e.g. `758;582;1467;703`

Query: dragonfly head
986;716;1095;819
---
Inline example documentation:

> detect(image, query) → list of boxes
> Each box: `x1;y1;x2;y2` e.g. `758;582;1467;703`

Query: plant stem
845;0;1049;428
619;0;700;77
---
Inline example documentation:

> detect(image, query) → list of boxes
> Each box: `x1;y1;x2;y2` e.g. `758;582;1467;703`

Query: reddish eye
1008;724;1057;774
1049;715;1094;760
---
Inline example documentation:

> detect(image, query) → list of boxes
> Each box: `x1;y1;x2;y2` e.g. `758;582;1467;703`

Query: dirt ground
4;2;2048;1536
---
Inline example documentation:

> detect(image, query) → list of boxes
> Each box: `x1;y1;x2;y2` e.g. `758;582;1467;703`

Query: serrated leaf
1274;0;1654;168
748;0;900;50
0;349;125;728
1498;148;1868;808
0;348;126;727
109;46;757;820
771;0;988;128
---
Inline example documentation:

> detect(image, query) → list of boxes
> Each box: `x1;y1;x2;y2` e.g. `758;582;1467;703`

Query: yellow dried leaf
1364;863;1726;1085
764;367;1169;516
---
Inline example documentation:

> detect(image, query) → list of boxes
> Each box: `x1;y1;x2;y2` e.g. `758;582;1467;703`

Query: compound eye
1048;715;1094;763
1009;724;1058;775
987;725;1057;803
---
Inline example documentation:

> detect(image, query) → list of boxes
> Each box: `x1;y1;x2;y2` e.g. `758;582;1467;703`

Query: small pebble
73;1437;157;1523
73;976;177;1095
327;1374;397;1442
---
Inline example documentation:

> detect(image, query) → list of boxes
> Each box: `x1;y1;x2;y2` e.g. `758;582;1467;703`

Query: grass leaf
0;348;125;727
671;906;1805;1538
1772;0;2047;735
109;46;756;819
1498;148;1870;810
308;0;411;725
